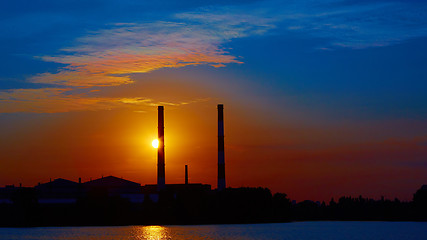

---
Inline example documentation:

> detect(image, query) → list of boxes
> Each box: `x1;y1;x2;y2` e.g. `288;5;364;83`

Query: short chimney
185;165;188;185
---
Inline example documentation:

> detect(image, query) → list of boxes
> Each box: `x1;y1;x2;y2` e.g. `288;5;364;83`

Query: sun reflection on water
133;226;172;240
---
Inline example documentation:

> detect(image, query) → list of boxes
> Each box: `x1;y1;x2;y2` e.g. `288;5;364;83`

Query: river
1;221;426;240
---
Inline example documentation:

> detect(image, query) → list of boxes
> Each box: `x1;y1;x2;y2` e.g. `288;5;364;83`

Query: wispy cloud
274;0;427;49
169;0;427;50
0;88;208;113
30;16;274;87
0;10;275;113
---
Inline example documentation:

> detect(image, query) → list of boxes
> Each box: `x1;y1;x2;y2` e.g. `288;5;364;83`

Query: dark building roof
35;178;78;190
35;178;81;199
83;176;141;194
83;176;140;188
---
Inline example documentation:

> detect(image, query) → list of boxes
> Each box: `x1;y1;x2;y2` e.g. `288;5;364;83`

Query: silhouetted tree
272;193;291;222
413;185;427;221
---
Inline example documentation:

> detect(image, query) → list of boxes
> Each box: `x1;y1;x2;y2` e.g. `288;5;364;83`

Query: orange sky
1;72;426;201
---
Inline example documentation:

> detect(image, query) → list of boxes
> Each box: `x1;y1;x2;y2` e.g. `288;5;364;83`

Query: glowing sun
152;139;159;148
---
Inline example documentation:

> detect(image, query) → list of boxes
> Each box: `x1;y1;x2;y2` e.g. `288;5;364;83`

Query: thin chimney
217;104;226;190
185;165;188;185
157;106;166;190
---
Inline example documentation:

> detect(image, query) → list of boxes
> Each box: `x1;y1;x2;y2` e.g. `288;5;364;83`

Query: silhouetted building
83;176;144;203
35;178;81;204
0;185;17;204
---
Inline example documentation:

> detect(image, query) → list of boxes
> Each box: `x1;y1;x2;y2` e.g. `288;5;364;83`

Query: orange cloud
0;88;207;113
29;20;262;87
5;13;274;113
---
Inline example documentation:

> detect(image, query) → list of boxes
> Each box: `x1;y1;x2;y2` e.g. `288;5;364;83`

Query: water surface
1;222;426;240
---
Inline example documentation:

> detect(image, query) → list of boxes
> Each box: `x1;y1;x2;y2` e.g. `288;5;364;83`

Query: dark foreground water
1;222;426;240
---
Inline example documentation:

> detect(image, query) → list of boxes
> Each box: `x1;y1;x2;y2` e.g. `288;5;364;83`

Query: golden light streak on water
134;225;171;240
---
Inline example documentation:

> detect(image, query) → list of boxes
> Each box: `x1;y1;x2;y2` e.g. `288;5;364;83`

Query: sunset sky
1;0;426;201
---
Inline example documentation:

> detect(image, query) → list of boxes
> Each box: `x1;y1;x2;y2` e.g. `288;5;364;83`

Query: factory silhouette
0;104;257;226
1;104;426;226
2;104;225;201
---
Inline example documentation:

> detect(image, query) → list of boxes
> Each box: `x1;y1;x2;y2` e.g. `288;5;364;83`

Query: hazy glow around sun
152;139;159;148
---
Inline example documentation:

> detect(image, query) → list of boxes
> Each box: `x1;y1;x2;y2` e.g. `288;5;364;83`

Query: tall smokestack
185;165;188;185
157;106;166;190
217;104;226;190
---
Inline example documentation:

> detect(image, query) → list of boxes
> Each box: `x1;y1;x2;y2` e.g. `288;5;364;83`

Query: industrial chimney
217;104;226;190
157;106;166;190
185;165;188;185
